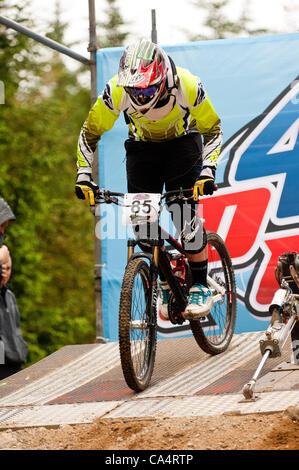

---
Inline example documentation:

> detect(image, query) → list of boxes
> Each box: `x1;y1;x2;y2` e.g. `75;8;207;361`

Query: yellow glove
75;173;99;207
193;168;216;201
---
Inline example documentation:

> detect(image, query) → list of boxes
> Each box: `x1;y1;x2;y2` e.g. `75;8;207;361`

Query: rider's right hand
75;173;99;202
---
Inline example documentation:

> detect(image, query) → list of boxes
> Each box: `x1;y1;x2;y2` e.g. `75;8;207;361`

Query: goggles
125;85;158;99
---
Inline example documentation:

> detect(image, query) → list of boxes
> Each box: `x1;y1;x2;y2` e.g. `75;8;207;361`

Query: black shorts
125;133;206;254
125;133;203;193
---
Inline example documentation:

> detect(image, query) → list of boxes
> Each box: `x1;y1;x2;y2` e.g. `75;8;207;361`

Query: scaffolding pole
151;10;157;43
87;0;104;343
0;15;92;65
88;0;98;105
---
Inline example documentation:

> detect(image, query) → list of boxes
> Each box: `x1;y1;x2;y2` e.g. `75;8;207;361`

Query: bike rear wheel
189;231;237;355
119;258;157;391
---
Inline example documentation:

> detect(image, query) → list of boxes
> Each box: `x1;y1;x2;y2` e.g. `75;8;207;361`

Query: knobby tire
119;258;157;392
189;231;237;355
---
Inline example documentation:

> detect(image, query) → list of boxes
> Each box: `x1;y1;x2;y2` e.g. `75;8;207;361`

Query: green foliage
0;0;96;365
98;0;129;48
188;0;270;41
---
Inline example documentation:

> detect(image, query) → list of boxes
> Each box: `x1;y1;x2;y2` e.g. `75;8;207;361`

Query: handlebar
93;186;218;207
93;189;191;208
95;189;125;206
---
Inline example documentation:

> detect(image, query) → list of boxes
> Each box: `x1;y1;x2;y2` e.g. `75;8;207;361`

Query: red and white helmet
117;39;169;111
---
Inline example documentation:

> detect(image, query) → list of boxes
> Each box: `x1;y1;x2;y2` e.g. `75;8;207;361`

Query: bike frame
94;189;226;324
127;230;188;323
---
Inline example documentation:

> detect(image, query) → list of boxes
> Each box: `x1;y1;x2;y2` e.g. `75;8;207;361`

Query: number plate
122;193;162;226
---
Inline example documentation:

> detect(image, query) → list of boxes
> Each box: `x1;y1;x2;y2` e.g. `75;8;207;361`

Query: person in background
0;197;16;248
0;198;28;380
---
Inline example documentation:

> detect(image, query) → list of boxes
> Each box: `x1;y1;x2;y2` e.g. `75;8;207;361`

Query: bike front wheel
189;231;237;355
119;258;157;392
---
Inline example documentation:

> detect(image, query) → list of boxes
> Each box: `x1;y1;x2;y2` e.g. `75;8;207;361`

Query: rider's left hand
193;167;216;200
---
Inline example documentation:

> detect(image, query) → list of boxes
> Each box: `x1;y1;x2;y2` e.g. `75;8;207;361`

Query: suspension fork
126;239;160;325
153;245;159;268
148;243;161;325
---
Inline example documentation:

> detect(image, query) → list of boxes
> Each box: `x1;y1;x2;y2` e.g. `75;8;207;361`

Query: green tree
22;2;96;363
0;0;49;362
188;0;269;41
0;0;38;101
98;0;129;48
0;0;95;365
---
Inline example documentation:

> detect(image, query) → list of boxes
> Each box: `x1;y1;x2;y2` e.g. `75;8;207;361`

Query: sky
26;0;298;63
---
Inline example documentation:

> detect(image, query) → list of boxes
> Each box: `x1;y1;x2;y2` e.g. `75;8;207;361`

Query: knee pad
182;222;207;255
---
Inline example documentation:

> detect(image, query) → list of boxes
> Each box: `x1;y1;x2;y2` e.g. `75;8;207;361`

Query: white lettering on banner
216;204;237;243
204;180;299;315
228;79;299;187
267;118;299;155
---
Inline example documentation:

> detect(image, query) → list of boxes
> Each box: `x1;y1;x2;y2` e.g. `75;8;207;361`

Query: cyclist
75;39;222;320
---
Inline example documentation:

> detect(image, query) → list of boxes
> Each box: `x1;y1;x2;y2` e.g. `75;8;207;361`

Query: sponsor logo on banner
158;76;299;335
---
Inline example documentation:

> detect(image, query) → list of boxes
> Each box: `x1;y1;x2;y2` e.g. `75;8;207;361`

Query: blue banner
96;33;299;341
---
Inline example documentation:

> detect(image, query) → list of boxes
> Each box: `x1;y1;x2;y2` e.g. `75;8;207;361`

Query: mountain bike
94;188;237;392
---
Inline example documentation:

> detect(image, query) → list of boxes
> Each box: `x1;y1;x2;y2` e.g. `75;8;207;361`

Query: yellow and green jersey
77;66;222;174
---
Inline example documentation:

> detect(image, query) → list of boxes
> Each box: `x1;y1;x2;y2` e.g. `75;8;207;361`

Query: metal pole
88;0;104;343
151;10;157;44
88;0;98;106
242;350;270;400
0;15;91;65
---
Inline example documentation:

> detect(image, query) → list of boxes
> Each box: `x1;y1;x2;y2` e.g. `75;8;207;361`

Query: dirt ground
0;407;298;451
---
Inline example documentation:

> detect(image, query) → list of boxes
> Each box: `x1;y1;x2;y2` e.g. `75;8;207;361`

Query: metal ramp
0;332;298;429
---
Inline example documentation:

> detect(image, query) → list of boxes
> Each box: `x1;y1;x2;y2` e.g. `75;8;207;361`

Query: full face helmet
117;39;169;112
